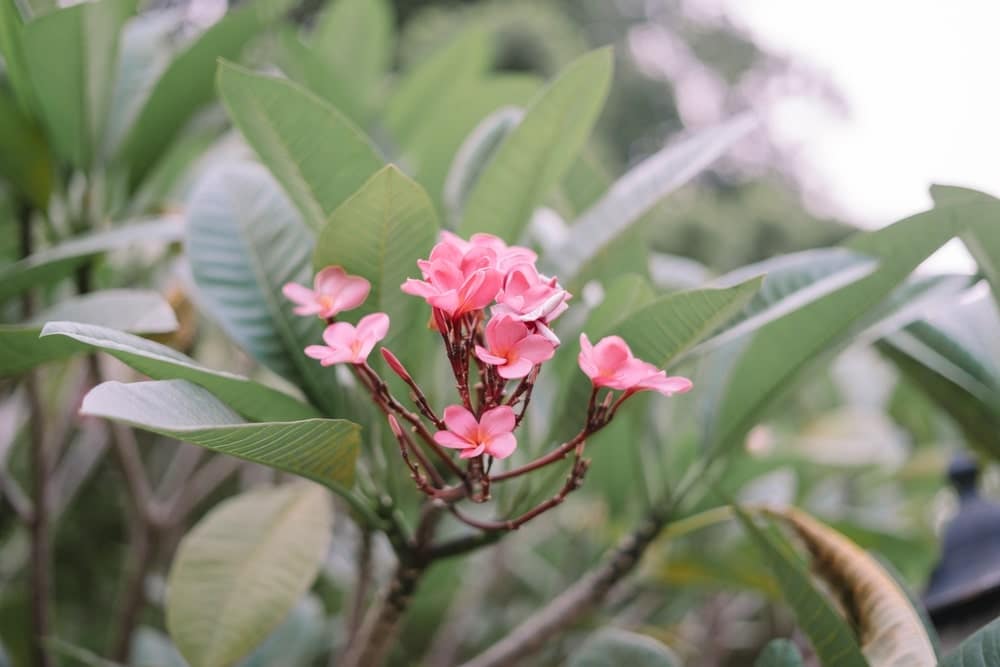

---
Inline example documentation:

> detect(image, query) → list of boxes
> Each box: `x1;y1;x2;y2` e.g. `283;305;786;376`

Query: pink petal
578;334;600;379
479;405;515;440
282;282;316;306
498;357;534;379
401;278;438;298
639;374;693;396
314;266;348;293
535;321;561;346
353;337;377;363
475;346;507;366
304;345;332;360
356;313;390;343
442;405;479;441
322;322;357;348
485;432;517;459
333;276;371;312
434;430;473;449
488;314;527;352
427;290;461;316
459;443;486;459
293;302;323;316
514;335;555;364
593;336;633;372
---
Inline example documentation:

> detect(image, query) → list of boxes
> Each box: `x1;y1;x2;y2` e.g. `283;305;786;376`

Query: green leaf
932;186;1000;311
733;507;868;667
0;216;182;304
217;61;383;232
312;165;438;336
186;162;345;414
41;321;318;421
118;0;278;188
129;627;186;667
754;640;804;667
550;114;757;282
22;0;134;168
940;616;1000;667
310;0;392;102
0;0;38;115
443;106;522;226
275;28;367;127
166;482;332;667
238;596;325;667
568;629;680;667
80;379;360;488
459;48;613;240
0;86;53;209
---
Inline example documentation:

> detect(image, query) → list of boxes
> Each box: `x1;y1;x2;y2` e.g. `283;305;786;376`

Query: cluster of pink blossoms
283;231;691;528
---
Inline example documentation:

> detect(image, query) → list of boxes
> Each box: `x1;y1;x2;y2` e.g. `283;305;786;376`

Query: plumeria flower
305;313;390;366
578;333;692;396
475;314;555;379
402;237;503;318
494;263;570;324
433;405;517;459
283;266;371;319
438;231;537;273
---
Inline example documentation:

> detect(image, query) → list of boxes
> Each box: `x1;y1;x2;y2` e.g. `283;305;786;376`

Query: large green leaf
0;86;53;209
933;186;1000;310
118;0;280;188
275;28;366;127
0;0;37;115
754;640;804;667
80;379;360;488
734;507;868;667
166;483;332;667
310;0;392;108
568;629;680;667
940;617;1000;667
312;165;438;333
238;596;325;667
458;48;613;239
22;0;134;168
185;162;342;414
217;62;383;232
41;321;318;421
0;289;177;375
0;216;182;304
549;114;757;282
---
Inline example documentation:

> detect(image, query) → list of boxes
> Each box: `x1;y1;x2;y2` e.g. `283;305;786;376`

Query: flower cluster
284;230;691;531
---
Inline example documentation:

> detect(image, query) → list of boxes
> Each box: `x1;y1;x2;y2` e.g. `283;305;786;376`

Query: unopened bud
387;414;403;437
381;347;412;382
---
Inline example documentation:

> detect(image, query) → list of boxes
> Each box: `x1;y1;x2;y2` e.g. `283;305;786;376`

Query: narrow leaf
310;0;392;100
0;85;53;208
276;28;367;126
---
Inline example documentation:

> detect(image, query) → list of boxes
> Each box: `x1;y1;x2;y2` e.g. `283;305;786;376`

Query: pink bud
387;414;403;438
380;347;412;382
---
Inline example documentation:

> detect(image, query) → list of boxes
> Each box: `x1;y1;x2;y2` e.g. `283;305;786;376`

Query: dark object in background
925;455;1000;652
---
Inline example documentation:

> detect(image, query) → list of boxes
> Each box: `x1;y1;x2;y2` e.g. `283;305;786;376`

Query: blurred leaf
22;0;134;168
932;185;1000;310
41;321;318;421
312;165;438;346
186;162;342;414
444;106;522;226
733;506;868;667
310;0;392;105
275;28;367;127
939;616;1000;667
42;638;121;667
118;0;279;188
0;215;182;304
559;148;613;216
754;640;804;667
129;627;186;667
568;629;680;667
238;595;325;667
217;62;383;232
166;483;332;667
0;86;53;209
550;114;757;282
459;48;613;240
81;379;360;488
766;506;936;666
0;0;37;115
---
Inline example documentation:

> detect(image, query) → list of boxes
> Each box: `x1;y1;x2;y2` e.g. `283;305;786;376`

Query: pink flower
433;405;517;459
494;263;570;324
283;266;371;319
578;333;692;396
438;231;537;273
305;313;390;365
475;314;555;379
401;234;503;318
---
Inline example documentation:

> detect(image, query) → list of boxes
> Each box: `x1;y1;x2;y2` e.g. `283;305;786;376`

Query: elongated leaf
22;0;134;168
311;0;392;105
0;216;182;304
734;507;868;667
217;62;383;232
568;629;680;667
459;48;613;239
940;617;1000;667
444;106;523;225
41;321;318;421
186;162;341;414
166;483;332;667
313;165;437;337
933;186;1000;311
0;86;53;209
766;506;936;666
0;0;36;115
755;640;804;667
81;379;360;487
276;29;366;126
238;596;325;667
0;289;176;375
118;0;279;187
550;114;757;282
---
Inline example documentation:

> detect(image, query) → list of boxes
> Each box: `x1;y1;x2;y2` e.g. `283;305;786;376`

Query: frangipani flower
305;313;390;366
475;314;555;379
494;263;570;324
433;405;517;459
578;333;692;396
401;237;503;318
283;266;371;319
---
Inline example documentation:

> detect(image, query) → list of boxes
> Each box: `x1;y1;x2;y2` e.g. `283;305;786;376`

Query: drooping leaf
733;506;868;667
568;629;680;667
310;0;392;104
312;165;438;345
549;114;757;282
939;616;1000;667
0;216;182;304
166;483;332;667
185;162;341;414
275;28;367;127
217;62;383;232
765;506;936;666
459;48;613;240
754;639;804;667
0;86;53;209
80;379;360;488
41;321;318;421
22;0;134;168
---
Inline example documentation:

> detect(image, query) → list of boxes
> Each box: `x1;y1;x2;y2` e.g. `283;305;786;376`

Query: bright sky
720;0;1000;271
